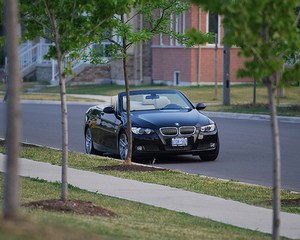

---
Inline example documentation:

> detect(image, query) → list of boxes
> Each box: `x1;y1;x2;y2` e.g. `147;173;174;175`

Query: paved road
1;102;299;192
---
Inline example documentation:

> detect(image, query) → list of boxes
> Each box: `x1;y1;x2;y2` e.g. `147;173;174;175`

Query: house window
170;14;174;46
182;13;186;34
174;71;180;86
159;10;164;45
176;15;181;33
160;33;164;45
175;15;181;45
207;11;220;44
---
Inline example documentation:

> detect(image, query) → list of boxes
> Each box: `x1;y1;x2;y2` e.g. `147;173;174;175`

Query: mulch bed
266;198;300;206
22;199;119;217
280;198;300;205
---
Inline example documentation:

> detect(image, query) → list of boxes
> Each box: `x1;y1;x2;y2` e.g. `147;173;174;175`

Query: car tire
118;131;128;161
199;138;219;161
85;127;97;154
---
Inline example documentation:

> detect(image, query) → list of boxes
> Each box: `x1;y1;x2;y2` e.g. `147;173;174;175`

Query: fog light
210;143;216;148
136;146;143;151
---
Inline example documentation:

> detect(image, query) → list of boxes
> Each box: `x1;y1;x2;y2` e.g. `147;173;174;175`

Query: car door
97;110;119;150
87;107;104;148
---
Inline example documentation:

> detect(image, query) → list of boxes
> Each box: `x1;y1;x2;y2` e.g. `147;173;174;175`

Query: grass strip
0;141;299;215
205;104;300;117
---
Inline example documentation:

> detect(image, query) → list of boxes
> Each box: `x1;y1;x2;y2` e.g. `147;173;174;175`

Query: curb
203;111;300;124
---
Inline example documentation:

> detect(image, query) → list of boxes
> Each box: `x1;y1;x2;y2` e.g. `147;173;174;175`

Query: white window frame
175;14;181;45
174;71;180;86
182;13;186;34
159;10;164;45
170;14;174;46
160;33;164;45
206;11;221;46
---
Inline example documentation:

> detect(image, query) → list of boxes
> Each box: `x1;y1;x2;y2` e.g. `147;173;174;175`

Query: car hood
130;109;211;128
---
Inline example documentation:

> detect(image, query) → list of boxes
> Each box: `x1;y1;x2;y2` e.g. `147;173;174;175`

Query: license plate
172;138;188;147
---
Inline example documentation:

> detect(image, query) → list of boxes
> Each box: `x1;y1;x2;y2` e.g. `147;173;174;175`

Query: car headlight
200;123;216;133
132;127;154;135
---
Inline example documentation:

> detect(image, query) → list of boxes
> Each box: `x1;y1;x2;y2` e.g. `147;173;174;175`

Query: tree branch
19;9;51;32
126;12;139;24
150;4;173;33
251;47;266;67
125;43;132;51
41;33;55;43
293;10;300;28
58;0;64;22
70;0;76;23
42;0;55;32
58;0;77;44
82;13;116;38
69;44;91;65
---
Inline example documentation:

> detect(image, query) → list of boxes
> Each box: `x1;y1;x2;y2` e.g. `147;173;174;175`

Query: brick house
151;6;252;86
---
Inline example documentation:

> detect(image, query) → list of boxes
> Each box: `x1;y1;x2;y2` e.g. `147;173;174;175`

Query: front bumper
131;130;218;157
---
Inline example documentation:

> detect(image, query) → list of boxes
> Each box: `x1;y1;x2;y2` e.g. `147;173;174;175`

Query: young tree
188;1;300;239
88;0;212;165
16;0;131;201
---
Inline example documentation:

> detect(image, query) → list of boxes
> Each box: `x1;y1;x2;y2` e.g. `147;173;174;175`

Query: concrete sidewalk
0;154;299;239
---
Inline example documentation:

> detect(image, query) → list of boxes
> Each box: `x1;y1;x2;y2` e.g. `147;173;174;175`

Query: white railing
19;43;52;77
18;42;109;85
18;42;86;84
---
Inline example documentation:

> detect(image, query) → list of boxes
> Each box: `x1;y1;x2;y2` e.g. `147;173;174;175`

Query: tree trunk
3;0;21;219
267;76;281;240
122;14;133;166
253;77;256;104
57;53;69;201
214;33;218;100
223;25;230;105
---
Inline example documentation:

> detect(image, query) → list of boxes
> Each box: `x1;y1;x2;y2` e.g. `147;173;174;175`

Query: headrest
111;95;118;109
142;95;155;105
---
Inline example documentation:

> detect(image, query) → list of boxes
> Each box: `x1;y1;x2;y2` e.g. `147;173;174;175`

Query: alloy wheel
119;132;128;160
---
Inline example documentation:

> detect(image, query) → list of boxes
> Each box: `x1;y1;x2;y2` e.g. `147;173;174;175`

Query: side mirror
196;103;206;110
103;106;115;114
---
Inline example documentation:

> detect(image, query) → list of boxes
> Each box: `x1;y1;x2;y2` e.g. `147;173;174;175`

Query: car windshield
121;92;193;111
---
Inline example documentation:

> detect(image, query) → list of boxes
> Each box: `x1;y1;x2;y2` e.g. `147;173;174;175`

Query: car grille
179;126;196;135
160;127;178;136
164;146;192;151
160;126;195;136
143;145;160;151
197;143;211;150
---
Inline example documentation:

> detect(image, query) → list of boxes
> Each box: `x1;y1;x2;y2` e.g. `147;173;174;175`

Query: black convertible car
84;89;219;161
